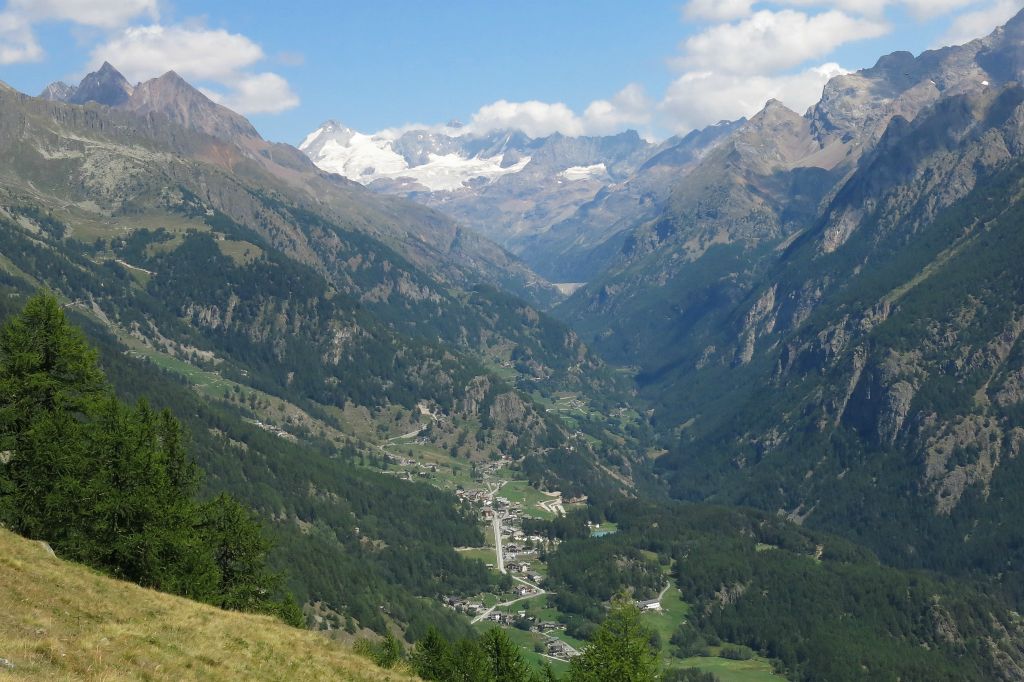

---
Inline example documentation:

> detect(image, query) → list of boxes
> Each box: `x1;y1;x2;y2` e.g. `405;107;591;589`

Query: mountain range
7;8;1024;680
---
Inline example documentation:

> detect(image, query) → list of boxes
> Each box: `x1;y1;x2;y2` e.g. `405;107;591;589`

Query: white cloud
0;0;156;64
683;1;980;21
8;0;157;29
684;0;757;21
458;84;654;138
936;0;1020;46
89;25;265;83
899;0;979;20
659;62;847;133
203;72;300;115
466;100;584;137
0;12;41;64
678;9;889;75
582;84;654;135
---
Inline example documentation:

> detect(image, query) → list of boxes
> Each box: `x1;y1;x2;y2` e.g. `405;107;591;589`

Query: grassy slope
0;529;415;681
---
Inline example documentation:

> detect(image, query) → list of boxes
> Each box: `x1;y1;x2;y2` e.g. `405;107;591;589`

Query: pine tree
198;492;301;623
449;637;493;682
568;596;659;682
481;627;531;682
0;293;106;532
411;626;454;680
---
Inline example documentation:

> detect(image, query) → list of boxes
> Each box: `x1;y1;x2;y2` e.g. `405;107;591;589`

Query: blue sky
0;1;1020;143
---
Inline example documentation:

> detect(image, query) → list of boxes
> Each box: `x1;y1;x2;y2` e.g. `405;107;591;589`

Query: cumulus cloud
0;12;41;64
466;100;585;138
0;2;299;116
202;73;300;115
459;84;654;138
582;84;654;135
89;25;265;83
936;0;1020;46
8;0;158;29
446;0;976;139
899;0;980;19
684;0;757;21
678;9;888;75
0;0;156;64
660;62;846;133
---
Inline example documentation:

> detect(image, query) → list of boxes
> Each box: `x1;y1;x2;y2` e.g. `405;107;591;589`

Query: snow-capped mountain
299;122;533;192
299;121;655;253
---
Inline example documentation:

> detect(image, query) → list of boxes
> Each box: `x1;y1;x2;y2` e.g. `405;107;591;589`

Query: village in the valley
375;439;635;666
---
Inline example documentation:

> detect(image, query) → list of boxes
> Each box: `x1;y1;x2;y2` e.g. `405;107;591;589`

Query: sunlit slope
0;528;415;681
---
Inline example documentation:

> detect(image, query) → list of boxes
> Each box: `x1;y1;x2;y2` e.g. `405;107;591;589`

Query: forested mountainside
655;84;1024;582
0;63;646;478
550;10;1024;605
531;500;1024;682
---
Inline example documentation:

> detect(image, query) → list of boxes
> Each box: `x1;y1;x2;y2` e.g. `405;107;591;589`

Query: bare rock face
68;62;134;107
736;285;778;365
488;393;529;429
38;81;76;102
877;380;917;446
925;415;1005;515
127;71;261;144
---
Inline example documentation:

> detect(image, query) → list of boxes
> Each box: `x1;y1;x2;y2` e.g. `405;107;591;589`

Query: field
0;528;413;681
673;655;782;681
641;586;691;659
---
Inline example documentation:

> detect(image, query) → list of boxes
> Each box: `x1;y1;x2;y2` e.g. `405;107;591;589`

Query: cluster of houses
440;595;487;615
454;487;491;505
504;561;544;583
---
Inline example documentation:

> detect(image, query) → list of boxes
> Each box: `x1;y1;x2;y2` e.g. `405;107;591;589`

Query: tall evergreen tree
449;637;493;682
198;492;302;625
0;293;106;532
481;627;531;682
411;626;454;680
568;596;659;682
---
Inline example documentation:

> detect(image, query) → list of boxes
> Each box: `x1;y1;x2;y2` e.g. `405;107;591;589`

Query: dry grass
0;529;417;681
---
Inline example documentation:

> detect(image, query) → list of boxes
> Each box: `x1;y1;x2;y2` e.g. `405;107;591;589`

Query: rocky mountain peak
38;81;77;102
750;98;802;127
126;70;261;143
68;62;134;107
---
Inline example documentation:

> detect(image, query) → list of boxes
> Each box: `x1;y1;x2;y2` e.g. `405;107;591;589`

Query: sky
0;0;1021;144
